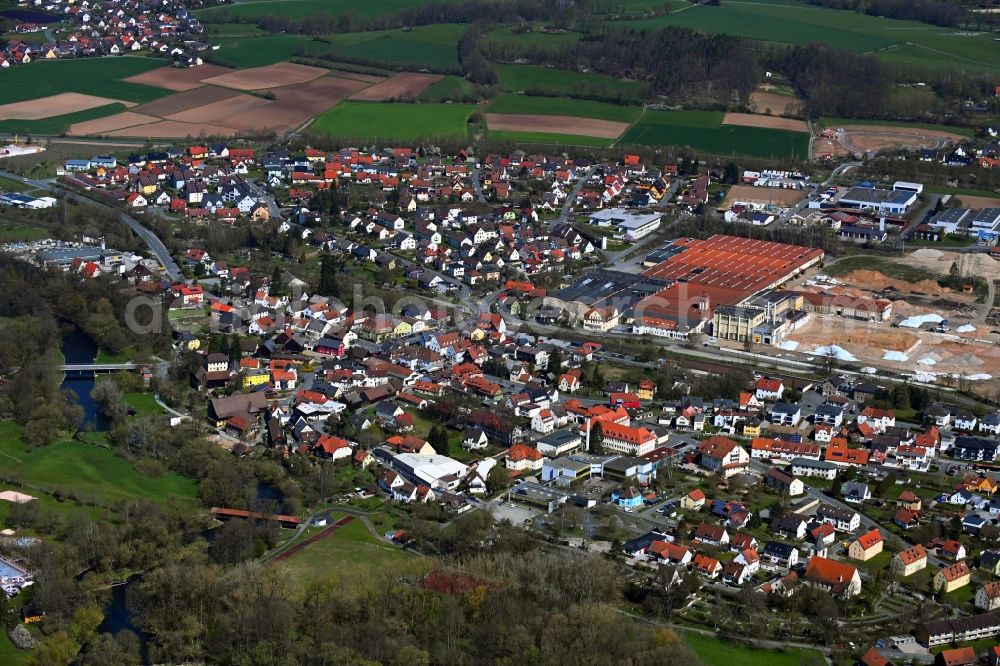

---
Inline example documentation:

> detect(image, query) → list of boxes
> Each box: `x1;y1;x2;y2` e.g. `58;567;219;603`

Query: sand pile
842;269;950;295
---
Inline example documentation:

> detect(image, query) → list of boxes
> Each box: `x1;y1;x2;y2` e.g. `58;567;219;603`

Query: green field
0;103;128;135
198;0;451;21
418;75;477;102
211;34;316;67
0;421;197;507
0;57;168;105
311;101;475;141
620;0;1000;76
487;93;643;123
497;64;647;103
311;25;463;70
213;25;464;70
621;110;809;159
482;25;583;52
681;630;825;666
0;223;49;242
487;130;617;148
277;512;427;583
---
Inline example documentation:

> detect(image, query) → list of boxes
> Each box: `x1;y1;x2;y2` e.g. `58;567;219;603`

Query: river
60;328;110;432
96;576;150;664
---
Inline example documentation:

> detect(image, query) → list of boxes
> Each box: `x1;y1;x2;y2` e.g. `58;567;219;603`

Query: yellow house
891;545;927;578
934;561;972;594
242;371;270;390
392;319;412;338
638;380;657;401
679;489;706;510
848;529;884;561
742;420;762;437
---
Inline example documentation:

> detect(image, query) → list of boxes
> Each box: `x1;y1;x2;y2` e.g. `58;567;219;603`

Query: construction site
776;248;1000;393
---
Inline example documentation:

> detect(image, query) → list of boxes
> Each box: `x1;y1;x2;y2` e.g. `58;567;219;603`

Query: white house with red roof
506;444;544;472
858;406;895;434
696;436;750;478
755;377;784;401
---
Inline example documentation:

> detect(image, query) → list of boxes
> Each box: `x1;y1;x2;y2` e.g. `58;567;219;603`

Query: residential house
804;556;862;597
891;544;928;578
848;528;884;561
933;562;972;594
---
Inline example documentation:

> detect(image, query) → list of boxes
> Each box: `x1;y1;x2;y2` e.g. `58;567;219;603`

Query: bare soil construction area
199;63;328;90
840;269;952;296
832;124;966;155
0;93;135;120
748;90;804;117
722;112;808;133
485;113;629;139
720;184;807;209
907;248;1000;281
349;72;442;101
122;64;232;91
956;195;1000;208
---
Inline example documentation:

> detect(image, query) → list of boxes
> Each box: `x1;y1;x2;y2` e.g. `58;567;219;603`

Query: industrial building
588;208;662;241
837;185;917;215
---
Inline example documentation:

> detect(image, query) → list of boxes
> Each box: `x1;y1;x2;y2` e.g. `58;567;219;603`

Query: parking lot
489;500;539;526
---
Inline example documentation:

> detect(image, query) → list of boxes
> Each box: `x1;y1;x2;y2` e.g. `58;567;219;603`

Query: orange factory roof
642;235;824;303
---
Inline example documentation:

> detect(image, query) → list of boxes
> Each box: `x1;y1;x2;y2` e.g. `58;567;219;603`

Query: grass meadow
311;101;475;141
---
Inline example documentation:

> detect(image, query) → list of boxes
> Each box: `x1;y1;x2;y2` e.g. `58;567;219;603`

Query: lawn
276;512;427;585
619;0;1000;76
487;130;616;148
0;421;197;507
418;75;477;102
497;64;647;104
487;93;643;123
95;348;130;364
0;223;48;242
0;103;129;135
311;101;475;141
124;392;164;417
0;57;169;105
855;549;893;573
0;175;28;192
0;628;28;666
620;109;809;159
679;629;826;666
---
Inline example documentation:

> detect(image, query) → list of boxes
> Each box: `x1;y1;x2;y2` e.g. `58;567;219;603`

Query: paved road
554;166;595;226
0;169;184;281
750;458;947;568
471;167;487;203
244;177;283;219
